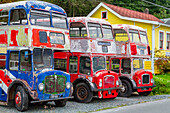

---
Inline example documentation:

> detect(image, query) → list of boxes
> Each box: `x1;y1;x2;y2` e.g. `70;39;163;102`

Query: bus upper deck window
52;13;67;29
31;10;50;27
114;29;128;42
102;25;113;39
88;23;102;38
69;22;87;38
129;30;140;43
140;31;148;44
10;9;27;25
0;10;8;26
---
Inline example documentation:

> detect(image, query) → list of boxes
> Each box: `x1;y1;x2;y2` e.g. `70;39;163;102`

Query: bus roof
68;17;110;25
0;1;66;16
112;24;146;32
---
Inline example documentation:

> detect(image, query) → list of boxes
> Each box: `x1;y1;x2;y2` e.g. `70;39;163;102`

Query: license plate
50;94;58;99
141;88;148;90
108;90;111;94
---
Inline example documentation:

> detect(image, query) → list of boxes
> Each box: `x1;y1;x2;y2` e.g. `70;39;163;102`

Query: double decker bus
108;24;156;97
54;17;121;103
0;1;72;111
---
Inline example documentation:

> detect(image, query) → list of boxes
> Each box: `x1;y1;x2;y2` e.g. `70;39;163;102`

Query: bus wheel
14;86;28;111
55;99;67;107
119;79;132;97
139;91;151;96
74;83;93;103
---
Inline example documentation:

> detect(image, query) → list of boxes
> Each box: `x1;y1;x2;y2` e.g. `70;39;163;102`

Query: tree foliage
0;0;170;19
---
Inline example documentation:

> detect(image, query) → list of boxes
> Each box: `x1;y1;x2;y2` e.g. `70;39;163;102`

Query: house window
101;11;107;19
167;33;170;50
159;32;164;49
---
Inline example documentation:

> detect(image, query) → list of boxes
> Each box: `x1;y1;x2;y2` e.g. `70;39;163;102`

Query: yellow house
87;2;170;74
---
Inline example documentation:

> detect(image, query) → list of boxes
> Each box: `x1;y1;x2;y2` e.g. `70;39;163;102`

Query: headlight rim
66;82;71;89
38;83;44;91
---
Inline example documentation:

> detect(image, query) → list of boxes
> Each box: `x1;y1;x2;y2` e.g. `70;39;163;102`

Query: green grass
151;74;170;95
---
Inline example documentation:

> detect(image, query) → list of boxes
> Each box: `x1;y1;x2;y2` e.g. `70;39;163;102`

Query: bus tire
119;79;132;97
74;83;93;103
55;99;67;107
14;85;28;111
139;91;151;96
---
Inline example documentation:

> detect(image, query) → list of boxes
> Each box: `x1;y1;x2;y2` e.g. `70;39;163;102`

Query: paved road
94;98;170;113
0;95;169;113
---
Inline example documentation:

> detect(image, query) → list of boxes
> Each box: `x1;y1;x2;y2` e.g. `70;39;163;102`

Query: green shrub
151;74;170;95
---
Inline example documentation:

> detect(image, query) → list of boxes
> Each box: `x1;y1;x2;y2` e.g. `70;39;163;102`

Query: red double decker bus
108;24;156;97
54;17;121;103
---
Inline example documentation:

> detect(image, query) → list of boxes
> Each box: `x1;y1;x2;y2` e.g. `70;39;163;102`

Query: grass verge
151;74;170;95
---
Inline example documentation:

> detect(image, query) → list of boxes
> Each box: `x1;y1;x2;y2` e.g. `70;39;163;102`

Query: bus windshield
102;25;113;39
133;59;143;72
33;48;53;70
93;56;106;72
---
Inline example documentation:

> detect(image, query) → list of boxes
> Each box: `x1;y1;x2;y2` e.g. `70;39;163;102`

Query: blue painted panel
0;88;7;101
36;70;71;100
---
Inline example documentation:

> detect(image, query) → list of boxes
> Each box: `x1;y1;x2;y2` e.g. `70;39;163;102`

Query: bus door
0;53;7;101
18;50;32;84
69;56;79;82
110;58;121;75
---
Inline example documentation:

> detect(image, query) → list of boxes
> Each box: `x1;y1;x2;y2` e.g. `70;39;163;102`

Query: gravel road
0;94;169;113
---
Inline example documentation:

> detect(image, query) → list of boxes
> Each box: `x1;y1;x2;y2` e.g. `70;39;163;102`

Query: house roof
87;2;167;25
103;3;164;23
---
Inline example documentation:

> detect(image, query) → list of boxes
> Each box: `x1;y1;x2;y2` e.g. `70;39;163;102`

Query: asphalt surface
93;98;170;113
0;95;169;113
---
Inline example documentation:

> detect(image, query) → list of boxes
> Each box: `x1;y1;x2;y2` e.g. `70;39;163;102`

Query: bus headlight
116;80;119;86
38;83;44;91
99;79;102;87
66;82;71;89
151;79;154;84
138;79;141;84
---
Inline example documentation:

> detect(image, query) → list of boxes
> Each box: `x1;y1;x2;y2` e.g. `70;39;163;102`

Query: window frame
79;56;91;75
9;8;27;25
101;11;108;19
49;32;65;45
88;22;103;38
69;56;78;74
159;31;164;50
121;58;131;74
166;32;170;50
54;59;67;72
9;51;19;71
30;9;51;27
39;31;48;43
19;50;32;72
69;22;88;38
0;10;9;26
111;59;120;73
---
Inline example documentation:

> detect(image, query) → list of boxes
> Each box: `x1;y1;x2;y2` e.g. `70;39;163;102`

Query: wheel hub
15;92;21;107
77;86;87;100
120;84;126;93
